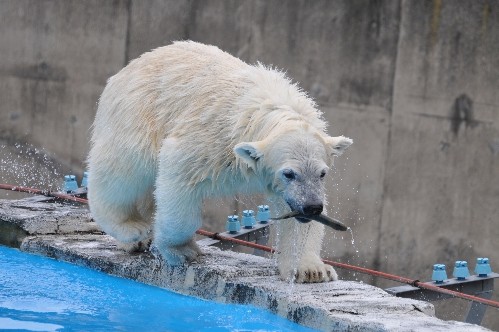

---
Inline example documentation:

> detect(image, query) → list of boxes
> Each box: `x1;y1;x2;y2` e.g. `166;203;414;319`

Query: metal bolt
226;215;240;234
474;257;492;277
432;264;447;284
256;205;270;224
64;175;78;193
453;261;470;280
242;210;256;229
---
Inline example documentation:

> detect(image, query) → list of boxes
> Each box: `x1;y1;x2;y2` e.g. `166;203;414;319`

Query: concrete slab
0;197;490;331
0;196;97;236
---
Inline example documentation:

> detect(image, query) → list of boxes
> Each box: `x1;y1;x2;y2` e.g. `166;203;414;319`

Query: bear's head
234;128;352;220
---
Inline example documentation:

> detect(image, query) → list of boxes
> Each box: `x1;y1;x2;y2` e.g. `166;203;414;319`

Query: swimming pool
0;246;316;331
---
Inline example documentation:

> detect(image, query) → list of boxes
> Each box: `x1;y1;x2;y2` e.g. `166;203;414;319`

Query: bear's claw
294;262;338;283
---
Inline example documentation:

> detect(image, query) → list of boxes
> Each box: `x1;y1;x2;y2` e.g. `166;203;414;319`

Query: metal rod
0;183;88;204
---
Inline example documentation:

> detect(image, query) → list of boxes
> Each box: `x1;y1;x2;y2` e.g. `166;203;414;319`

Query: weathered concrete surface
0;198;491;332
381;0;499;275
0;196;98;246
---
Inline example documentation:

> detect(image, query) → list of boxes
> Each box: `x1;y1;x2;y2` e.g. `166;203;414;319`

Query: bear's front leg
153;138;204;265
294;235;339;283
275;212;338;283
153;178;204;265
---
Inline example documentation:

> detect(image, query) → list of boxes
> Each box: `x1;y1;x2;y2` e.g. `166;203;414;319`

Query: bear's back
92;41;251;154
92;41;324;176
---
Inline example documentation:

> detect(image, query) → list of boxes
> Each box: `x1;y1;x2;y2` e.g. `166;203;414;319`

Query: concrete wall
0;0;128;170
0;0;498;329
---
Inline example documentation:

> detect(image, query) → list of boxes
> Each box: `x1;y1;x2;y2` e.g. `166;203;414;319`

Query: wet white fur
88;41;352;283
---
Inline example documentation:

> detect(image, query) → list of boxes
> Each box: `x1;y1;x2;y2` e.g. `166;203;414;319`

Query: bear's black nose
302;204;323;215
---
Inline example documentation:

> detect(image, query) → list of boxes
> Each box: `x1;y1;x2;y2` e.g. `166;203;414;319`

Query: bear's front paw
295;260;338;283
117;237;152;253
157;239;204;266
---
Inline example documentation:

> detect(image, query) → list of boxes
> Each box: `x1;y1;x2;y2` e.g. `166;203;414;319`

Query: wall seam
372;0;405;282
124;0;132;66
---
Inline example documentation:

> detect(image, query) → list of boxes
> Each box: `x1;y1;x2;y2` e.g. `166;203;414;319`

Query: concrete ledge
0;196;97;234
0;198;490;331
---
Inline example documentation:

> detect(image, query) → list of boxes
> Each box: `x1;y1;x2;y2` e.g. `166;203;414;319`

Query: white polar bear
87;41;352;283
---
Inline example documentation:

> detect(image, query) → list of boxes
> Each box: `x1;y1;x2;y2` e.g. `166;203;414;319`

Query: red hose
1;183;498;309
196;229;275;253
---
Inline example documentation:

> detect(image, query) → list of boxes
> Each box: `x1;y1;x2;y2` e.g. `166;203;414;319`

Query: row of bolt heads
226;206;271;233
432;258;493;283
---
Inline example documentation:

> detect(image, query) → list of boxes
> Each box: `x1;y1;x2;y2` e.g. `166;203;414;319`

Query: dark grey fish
271;211;348;231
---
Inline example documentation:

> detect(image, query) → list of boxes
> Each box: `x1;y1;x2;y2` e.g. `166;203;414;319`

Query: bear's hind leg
93;200;152;252
88;175;153;252
122;191;155;252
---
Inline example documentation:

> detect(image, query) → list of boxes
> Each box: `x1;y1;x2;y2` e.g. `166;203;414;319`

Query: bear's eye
320;170;327;179
282;169;296;180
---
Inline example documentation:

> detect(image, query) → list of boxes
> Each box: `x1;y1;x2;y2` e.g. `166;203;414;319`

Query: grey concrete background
0;0;498;329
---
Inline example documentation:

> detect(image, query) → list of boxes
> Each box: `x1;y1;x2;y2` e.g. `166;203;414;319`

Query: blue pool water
0;246;315;331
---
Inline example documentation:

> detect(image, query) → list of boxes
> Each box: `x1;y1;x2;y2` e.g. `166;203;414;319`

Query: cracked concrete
0;197;491;331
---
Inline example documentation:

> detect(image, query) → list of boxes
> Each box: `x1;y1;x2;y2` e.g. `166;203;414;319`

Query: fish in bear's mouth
272;211;348;231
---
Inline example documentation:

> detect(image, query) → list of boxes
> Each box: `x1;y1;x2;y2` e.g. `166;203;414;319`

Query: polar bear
87;41;352;283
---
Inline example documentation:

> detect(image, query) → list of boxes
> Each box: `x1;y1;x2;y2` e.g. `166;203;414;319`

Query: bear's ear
234;141;265;170
325;135;353;157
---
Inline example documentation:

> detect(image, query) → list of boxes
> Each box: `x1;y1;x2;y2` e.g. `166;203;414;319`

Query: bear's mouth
272;211;348;231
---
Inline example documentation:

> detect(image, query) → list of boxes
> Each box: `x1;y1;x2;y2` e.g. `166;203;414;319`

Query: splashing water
287;227;299;291
347;227;359;255
0;142;67;198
